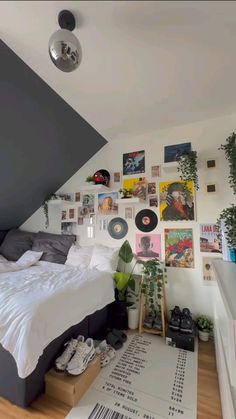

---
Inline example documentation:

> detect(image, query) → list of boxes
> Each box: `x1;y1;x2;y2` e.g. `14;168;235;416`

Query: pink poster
136;234;161;259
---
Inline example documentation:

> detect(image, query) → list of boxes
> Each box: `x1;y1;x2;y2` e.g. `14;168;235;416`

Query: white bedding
0;261;115;378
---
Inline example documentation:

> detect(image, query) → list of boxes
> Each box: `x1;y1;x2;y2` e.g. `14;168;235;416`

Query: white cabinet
213;260;236;419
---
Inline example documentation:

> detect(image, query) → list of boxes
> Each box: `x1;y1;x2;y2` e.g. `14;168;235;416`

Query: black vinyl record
108;217;128;239
135;209;158;232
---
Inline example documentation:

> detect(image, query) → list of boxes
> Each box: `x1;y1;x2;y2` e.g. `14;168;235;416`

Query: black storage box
166;326;195;352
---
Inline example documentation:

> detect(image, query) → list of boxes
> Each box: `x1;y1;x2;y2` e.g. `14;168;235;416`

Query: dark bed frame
0;306;109;407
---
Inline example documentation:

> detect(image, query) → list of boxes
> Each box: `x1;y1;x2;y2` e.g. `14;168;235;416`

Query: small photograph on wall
200;224;221;253
114;172;121;183
205;183;218;194
123;150;145;175
149;195;158;207
98;192;118;215
75;192;81;202
61;193;74;202
61;222;75;235
78;217;83;225
165;228;194;268
160;180;195;221
125;207;134;219
151;165;161;177
205;158;218;169
123;177;147;201
136;234;161;259
99;218;109;231
82;194;95;213
61;210;67;221
202;257;216;283
164;142;191;163
148;182;156;195
69;208;76;221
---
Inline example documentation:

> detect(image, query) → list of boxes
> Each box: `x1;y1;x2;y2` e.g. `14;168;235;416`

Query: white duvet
0;261;115;378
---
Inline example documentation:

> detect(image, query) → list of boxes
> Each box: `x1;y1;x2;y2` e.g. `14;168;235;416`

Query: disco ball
48;29;82;72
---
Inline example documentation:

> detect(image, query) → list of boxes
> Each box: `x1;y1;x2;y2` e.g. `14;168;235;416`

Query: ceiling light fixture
48;10;82;72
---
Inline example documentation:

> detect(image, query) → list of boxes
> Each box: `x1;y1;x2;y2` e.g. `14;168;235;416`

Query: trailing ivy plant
219;132;236;194
217;204;236;262
177;150;199;190
139;259;167;317
42;193;58;229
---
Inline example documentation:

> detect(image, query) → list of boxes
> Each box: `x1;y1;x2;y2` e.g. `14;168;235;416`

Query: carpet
66;333;198;419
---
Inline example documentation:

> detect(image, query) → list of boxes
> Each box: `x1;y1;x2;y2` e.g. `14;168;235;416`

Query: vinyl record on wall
108;217;128;239
135;209;158;232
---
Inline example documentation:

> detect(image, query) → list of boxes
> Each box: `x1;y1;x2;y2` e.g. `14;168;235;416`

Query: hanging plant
219;132;236;194
42;193;58;228
217;204;236;263
177;150;199;190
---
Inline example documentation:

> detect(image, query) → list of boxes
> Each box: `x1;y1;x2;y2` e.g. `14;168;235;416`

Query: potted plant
177;150;199;190
118;188;134;199
217;204;236;263
219;132;236;194
86;175;94;184
140;259;166;319
42;193;59;228
196;315;213;341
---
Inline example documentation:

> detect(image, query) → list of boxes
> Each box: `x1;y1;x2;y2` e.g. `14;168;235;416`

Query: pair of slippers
106;329;127;350
95;340;116;368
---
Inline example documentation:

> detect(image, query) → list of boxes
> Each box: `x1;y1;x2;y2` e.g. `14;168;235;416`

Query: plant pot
128;306;139;330
198;330;210;342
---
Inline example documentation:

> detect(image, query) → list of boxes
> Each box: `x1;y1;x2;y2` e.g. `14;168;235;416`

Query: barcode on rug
88;403;132;419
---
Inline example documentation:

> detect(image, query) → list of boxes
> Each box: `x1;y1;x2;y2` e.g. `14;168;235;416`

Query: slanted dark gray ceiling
0;40;107;230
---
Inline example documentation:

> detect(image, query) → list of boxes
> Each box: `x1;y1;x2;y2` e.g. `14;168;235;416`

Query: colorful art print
61;222;74;235
61;210;67;221
123;177;147;201
123;150;145;175
98;192;118;215
164;142;191;163
202;257;215;282
136;234;161;259
114;172;121;182
165;228;194;268
125;207;134;219
149;195;158;207
77;217;83;225
151;165;161;177
69;208;75;219
148;182;156;195
200;224;221;253
82;194;95;213
75;192;81;202
160;180;195;221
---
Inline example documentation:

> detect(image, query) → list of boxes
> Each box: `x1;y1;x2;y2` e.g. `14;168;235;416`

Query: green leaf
119;240;134;263
114;272;130;291
128;277;135;292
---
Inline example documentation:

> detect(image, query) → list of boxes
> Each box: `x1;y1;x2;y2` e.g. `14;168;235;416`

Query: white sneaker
55;338;78;371
66;338;95;375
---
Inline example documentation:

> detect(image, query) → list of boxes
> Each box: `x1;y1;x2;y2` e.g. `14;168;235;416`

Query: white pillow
89;244;119;273
16;250;43;268
65;245;94;269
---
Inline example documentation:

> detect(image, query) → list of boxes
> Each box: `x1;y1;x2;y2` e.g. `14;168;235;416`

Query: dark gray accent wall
0;40;107;230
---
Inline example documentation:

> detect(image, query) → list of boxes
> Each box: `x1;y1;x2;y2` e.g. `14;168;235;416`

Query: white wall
22;112;236;317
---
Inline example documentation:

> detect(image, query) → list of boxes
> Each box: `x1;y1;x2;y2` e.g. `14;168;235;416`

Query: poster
148;182;156;194
136;234;161;259
123;177;147;201
151;165;161;177
200;224;221;253
123;150;145;175
75;192;80;202
160;180;195;221
98;192;118;215
149;195;158;207
114;172;121;183
165;228;194;268
164;142;191;163
202;257;216;283
82;193;95;213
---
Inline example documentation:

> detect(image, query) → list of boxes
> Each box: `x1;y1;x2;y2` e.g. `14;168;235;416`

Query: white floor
66;333;198;419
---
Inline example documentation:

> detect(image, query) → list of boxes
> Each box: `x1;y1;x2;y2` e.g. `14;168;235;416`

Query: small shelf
115;197;141;204
162;161;179;172
81;184;110;192
49;200;82;207
141;327;163;336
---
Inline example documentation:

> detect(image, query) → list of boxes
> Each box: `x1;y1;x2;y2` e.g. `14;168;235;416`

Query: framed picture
60;193;74;202
123;177;147;201
69;208;75;220
160;180;195;221
148;182;156;195
202;257;216;283
200;224;221;253
82;194;95;213
205;158;218;169
98;192;118;215
151;165;161;177
114;172;121;183
75;192;81;202
149;195;158;207
136;234;161;259
125;207;134;219
205;183;218;194
123;150;145;175
165;228;194;268
164;142;191;163
61;210;67;221
61;222;75;235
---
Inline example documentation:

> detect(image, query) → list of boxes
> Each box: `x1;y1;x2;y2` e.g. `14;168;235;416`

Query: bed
0;231;116;407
